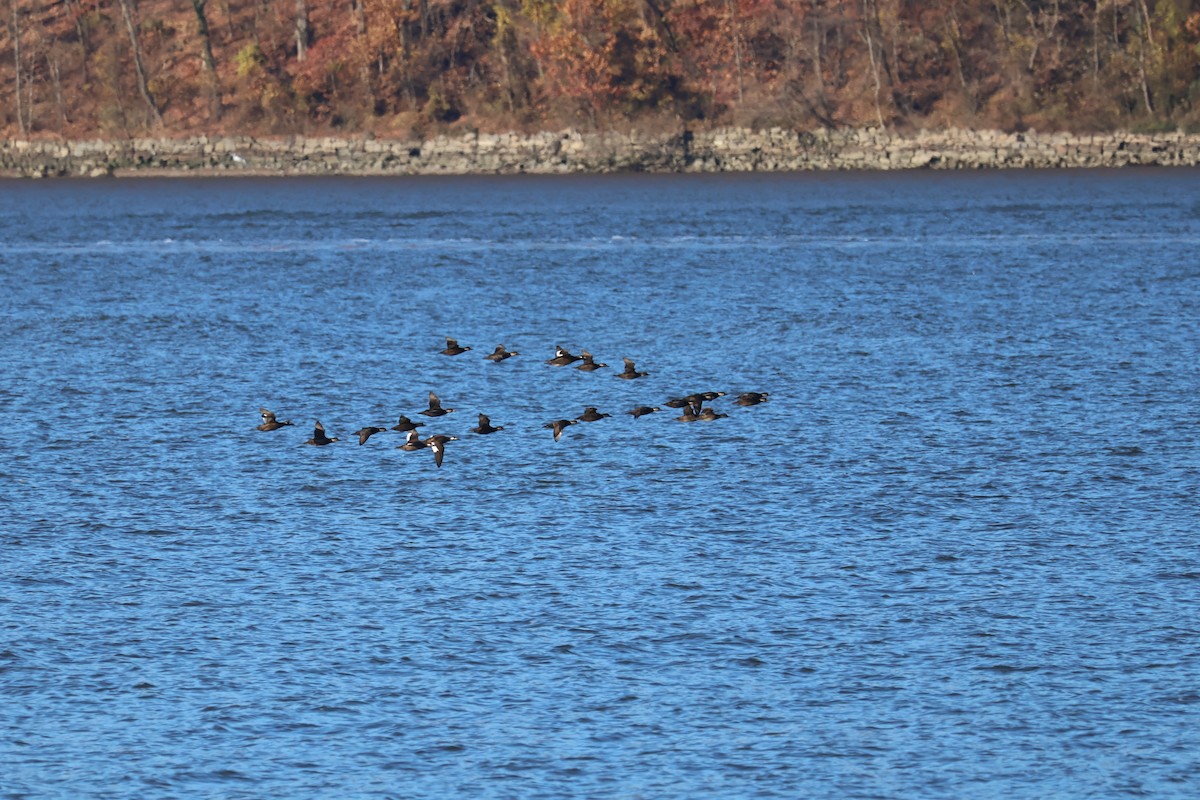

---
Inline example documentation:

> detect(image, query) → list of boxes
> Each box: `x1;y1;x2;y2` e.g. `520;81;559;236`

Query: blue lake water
1;170;1198;798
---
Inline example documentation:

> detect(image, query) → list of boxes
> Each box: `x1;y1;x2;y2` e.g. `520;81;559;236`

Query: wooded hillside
3;1;1199;140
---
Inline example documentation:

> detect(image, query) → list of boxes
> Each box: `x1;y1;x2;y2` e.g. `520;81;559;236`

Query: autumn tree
2;0;1200;139
531;0;696;125
7;0;26;134
116;0;162;127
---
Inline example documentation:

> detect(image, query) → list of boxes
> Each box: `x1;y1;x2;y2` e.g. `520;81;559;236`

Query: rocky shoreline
3;127;1200;177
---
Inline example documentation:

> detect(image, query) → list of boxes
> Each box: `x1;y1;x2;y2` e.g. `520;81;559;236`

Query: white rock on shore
2;128;1200;177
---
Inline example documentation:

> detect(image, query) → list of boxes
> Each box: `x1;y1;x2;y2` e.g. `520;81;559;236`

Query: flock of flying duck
256;339;769;468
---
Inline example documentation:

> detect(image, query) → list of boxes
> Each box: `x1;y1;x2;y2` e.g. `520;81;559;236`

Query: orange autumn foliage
3;0;1200;139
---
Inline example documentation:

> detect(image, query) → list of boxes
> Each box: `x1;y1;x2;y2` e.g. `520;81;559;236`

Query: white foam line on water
2;232;1200;257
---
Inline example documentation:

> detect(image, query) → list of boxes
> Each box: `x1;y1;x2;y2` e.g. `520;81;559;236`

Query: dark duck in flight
484;344;518;362
426;434;458;468
471;414;504;434
615;358;648;380
440;337;472;356
399;430;427;451
546;346;582;366
391;415;425;432
575;351;607;371
544;419;578;441
257;408;293;431
420;391;455;417
577;406;611;422
306;420;338;445
734;391;770;406
354;426;387;445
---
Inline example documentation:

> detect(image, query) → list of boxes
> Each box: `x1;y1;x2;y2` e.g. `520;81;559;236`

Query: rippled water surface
2;171;1199;798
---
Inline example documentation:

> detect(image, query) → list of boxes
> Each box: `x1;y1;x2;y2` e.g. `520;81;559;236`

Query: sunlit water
2;171;1198;798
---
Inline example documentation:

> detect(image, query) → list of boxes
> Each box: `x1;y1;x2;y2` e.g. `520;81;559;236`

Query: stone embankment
2;127;1199;177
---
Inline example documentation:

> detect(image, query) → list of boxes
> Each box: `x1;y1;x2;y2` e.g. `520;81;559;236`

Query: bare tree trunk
192;0;216;74
8;0;26;135
47;49;67;134
218;0;236;45
492;6;516;115
861;1;886;127
400;1;415;107
1135;0;1154;114
811;17;825;101
498;46;515;114
947;3;976;114
401;1;413;54
725;0;745;105
251;2;264;48
643;0;679;51
805;14;835;126
295;0;310;62
992;0;1011;46
191;0;220;120
23;36;34;132
115;85;132;138
351;0;374;111
62;0;91;81
866;0;899;111
117;0;164;128
1019;0;1061;70
1046;0;1062;65
1137;0;1154;44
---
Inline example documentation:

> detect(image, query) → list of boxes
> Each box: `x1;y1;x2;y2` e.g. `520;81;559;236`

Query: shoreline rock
2;127;1199;178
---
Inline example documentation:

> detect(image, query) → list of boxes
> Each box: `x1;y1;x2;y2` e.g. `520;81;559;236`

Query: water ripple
1;171;1198;799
